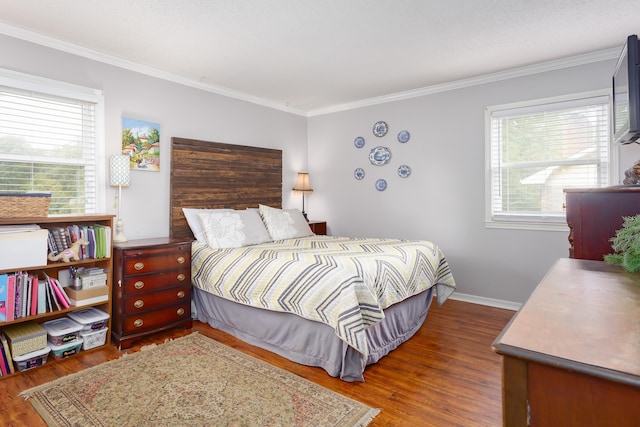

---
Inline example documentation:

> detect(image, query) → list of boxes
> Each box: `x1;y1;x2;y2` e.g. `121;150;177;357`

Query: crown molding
0;23;307;117
306;48;620;117
1;23;618;118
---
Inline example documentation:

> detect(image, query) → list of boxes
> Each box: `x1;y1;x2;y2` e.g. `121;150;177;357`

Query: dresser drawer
122;301;191;335
122;268;190;295
122;250;189;275
124;286;191;313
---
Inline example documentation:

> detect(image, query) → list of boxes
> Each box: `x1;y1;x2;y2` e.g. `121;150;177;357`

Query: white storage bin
67;307;110;331
80;327;108;350
41;317;83;345
49;337;83;360
13;346;51;371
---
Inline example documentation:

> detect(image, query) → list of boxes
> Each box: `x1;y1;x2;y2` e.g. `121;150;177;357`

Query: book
21;274;29;318
0;334;14;374
47;229;60;256
53;278;71;307
49;277;69;309
30;276;38;316
6;274;15;322
44;274;61;311
0;273;7;322
37;277;46;315
0;339;7;376
13;272;22;319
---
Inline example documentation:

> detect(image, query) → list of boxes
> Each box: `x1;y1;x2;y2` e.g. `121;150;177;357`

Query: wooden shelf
0;214;114;379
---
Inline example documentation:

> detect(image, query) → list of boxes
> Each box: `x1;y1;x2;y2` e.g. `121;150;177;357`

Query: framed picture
122;117;160;171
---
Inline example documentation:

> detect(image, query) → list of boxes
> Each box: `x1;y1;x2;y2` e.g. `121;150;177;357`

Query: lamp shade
292;172;313;192
110;155;130;186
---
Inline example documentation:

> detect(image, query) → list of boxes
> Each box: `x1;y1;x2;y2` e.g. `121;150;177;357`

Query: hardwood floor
0;299;514;426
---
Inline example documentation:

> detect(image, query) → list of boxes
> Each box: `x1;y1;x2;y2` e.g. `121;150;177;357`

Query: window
486;91;611;230
0;69;104;215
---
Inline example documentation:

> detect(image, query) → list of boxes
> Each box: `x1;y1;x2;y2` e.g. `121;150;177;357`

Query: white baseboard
449;292;521;311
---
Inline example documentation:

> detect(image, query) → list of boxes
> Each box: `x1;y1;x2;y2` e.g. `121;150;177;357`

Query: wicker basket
0;193;51;218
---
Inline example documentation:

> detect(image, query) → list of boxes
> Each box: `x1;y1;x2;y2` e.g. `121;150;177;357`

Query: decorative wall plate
369;146;391;166
354;136;365;148
354;168;365;180
373;121;388;137
375;179;387;191
397;130;410;143
397;164;411;178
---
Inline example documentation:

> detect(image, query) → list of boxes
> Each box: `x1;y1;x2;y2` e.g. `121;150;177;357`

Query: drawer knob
177;308;185;316
134;299;144;309
134;262;145;270
177;256;186;264
177;273;186;282
134;319;144;328
177;290;186;298
134;281;145;290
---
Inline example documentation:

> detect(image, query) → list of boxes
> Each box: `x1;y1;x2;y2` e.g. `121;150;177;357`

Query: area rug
21;333;379;427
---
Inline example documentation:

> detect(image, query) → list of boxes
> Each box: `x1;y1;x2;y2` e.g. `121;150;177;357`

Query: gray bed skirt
192;286;435;381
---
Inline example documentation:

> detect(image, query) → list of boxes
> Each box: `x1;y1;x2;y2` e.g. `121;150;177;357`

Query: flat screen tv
613;34;640;144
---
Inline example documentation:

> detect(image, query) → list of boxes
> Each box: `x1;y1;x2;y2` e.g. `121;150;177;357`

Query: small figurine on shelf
47;238;89;263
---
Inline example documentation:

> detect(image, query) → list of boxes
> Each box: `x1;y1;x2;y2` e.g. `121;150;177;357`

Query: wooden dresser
492;258;640;426
112;237;192;349
564;186;640;260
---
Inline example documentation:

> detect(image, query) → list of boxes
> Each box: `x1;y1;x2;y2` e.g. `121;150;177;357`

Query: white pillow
237;209;272;245
259;204;313;240
183;208;232;242
198;210;272;249
198;211;245;249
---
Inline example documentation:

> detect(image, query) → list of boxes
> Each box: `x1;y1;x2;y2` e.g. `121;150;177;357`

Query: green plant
604;214;640;272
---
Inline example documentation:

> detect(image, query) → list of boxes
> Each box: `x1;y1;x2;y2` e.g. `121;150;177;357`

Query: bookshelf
0;214;114;379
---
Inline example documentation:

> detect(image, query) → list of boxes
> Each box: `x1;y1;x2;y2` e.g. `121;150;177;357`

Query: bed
170;137;456;381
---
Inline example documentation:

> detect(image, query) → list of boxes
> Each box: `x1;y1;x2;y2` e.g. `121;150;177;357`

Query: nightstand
308;220;327;235
112;237;192;349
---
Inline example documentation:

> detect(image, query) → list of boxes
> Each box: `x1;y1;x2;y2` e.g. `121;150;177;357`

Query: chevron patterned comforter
191;236;456;357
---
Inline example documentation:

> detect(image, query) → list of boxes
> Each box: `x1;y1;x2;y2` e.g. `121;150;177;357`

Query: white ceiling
1;0;639;115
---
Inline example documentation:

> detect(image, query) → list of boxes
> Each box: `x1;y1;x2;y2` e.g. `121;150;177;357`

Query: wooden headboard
170;137;282;239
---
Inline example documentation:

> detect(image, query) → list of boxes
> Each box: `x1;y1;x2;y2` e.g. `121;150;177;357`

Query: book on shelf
0;273;7;322
43;273;68;310
0;334;14;375
46;224;111;261
0;339;8;376
6;274;15;322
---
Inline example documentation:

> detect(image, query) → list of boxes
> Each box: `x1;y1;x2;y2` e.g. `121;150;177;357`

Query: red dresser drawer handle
134;281;145;290
177;290;185;299
134;262;144;270
134;319;144;328
177;273;186;282
177;308;185;316
177;256;186;264
134;299;144;309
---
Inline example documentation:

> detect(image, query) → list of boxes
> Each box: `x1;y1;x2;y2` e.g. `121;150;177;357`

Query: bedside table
112;237;192;349
308;220;327;235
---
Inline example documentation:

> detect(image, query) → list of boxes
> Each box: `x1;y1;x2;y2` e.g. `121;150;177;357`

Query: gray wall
307;61;640;306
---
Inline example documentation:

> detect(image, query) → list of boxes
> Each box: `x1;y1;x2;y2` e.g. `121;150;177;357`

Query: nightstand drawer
122;301;191;335
122;268;190;295
124;286;191;313
122;251;189;275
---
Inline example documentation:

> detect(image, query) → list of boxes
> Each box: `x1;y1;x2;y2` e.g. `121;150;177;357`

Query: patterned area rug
21;333;379;426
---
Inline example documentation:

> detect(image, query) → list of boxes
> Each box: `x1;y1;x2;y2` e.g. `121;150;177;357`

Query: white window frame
0;68;105;214
485;90;615;231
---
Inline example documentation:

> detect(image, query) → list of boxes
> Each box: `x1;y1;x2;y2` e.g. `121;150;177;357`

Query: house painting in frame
122;117;160;171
